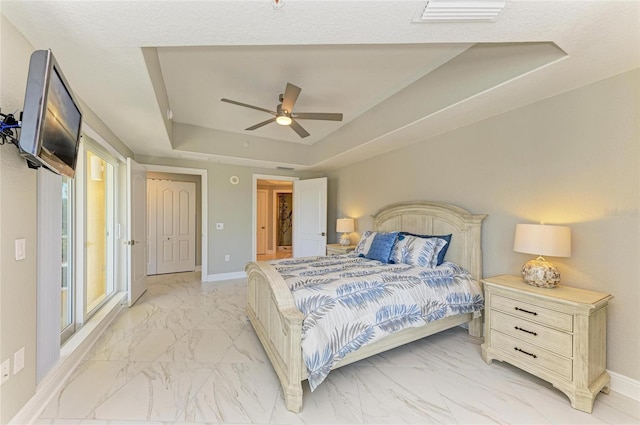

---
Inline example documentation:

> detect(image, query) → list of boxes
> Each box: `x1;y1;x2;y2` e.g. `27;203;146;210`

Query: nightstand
326;244;356;255
481;275;613;413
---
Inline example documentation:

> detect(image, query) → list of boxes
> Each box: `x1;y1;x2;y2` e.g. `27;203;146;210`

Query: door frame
143;164;208;279
252;174;298;261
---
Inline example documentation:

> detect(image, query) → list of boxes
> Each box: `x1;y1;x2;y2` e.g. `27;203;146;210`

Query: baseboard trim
9;292;126;425
205;271;247;282
609;369;640;401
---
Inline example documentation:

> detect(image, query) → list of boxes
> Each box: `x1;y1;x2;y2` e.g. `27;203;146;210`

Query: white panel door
146;179;157;275
156;180;196;274
257;189;268;255
127;158;147;306
293;177;327;257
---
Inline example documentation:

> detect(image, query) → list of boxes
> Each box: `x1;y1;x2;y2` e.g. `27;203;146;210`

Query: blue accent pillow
365;232;398;263
401;232;452;266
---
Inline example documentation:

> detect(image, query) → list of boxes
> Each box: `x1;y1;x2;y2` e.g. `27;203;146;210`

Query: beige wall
325;69;640;380
0;17;39;424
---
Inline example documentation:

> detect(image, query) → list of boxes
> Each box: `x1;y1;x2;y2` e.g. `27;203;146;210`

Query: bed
245;200;486;412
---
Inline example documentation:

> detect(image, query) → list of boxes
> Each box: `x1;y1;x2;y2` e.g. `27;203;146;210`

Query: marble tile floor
36;271;639;425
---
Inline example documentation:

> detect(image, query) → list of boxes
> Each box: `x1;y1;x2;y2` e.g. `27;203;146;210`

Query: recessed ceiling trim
416;0;508;23
178;152;210;161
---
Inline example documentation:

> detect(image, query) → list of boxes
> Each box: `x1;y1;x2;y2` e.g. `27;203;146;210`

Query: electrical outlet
1;359;9;385
216;223;224;230
224;254;230;262
13;347;24;374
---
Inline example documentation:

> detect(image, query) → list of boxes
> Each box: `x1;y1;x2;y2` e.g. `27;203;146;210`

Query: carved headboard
372;201;487;282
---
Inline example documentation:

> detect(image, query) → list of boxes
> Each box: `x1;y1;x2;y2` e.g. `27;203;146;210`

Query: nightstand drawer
492;294;573;332
491;310;573;357
491;331;573;381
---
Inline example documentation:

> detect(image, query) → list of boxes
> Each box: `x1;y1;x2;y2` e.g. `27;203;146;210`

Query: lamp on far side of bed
336;218;355;246
513;223;571;288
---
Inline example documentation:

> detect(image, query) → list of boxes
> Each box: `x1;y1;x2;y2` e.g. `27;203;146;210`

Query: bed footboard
245;261;305;412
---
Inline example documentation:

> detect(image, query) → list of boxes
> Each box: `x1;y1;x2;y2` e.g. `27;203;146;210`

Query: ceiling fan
221;82;343;138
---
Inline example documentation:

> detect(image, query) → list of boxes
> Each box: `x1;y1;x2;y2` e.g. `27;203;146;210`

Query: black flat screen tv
19;49;83;178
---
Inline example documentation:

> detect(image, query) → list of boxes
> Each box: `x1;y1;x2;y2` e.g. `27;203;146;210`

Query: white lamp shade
513;224;571;258
336;218;355;233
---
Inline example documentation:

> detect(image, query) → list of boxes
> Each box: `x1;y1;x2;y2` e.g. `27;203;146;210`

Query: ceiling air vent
415;0;508;23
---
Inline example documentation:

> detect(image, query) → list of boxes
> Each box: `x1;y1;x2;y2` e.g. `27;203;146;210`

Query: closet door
156;180;196;274
146;179;157;275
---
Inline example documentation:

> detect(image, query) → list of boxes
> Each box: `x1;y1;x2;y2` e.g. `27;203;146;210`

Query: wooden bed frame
245;201;487;412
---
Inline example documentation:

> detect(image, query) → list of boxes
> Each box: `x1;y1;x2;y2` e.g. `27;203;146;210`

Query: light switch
15;238;26;261
216;223;224;230
13;347;24;374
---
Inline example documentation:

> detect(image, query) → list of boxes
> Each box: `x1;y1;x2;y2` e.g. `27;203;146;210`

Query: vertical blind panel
36;169;63;382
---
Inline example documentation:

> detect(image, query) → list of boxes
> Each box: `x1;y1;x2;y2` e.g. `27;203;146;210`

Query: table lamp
513;223;571;288
336;218;355;246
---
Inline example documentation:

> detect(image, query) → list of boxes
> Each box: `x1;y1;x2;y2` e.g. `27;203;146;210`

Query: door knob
320;232;326;236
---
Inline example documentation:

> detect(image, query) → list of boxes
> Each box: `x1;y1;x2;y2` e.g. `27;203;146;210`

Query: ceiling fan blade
293;112;343;121
246;117;277;131
221;98;276;115
289;119;310;138
281;83;302;114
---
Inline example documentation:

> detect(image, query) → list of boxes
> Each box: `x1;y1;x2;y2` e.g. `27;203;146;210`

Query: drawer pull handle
514;347;537;359
514;307;537;316
515;326;537;336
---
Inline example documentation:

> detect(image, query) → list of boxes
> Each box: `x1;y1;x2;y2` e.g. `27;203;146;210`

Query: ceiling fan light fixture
221;82;341;137
276;115;292;126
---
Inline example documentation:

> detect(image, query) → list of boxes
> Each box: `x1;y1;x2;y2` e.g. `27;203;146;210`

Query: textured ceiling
1;1;639;170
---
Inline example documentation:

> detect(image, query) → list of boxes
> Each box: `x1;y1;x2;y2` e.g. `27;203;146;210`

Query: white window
76;139;118;323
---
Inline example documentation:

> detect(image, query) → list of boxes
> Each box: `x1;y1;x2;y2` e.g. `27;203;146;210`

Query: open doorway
256;178;293;261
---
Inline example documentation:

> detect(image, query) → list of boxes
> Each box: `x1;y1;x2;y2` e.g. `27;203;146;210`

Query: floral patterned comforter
269;254;484;390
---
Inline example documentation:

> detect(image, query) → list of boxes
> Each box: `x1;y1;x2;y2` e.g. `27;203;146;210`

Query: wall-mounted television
19;49;83;178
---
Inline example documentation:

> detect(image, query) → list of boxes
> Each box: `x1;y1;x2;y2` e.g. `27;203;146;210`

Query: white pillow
390;234;448;268
354;231;377;255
